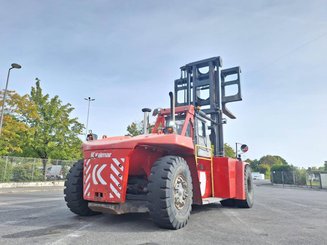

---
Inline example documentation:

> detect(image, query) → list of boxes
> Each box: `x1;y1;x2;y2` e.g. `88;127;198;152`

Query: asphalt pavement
0;182;326;245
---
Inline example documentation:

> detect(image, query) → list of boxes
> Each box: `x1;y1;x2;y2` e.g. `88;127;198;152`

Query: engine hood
82;133;194;151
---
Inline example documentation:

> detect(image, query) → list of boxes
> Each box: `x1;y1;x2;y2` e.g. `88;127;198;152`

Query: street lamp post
0;63;22;136
84;97;95;136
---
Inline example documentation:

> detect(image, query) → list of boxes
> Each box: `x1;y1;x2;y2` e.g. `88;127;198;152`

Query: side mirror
240;144;248;153
235;143;248;159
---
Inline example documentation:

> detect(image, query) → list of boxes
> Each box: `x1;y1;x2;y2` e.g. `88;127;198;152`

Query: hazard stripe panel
83;150;131;203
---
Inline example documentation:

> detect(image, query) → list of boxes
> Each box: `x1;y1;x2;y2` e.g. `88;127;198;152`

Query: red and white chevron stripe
84;159;92;197
108;158;125;199
83;157;126;201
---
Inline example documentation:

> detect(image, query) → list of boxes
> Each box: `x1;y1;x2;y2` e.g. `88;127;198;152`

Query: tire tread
147;155;193;229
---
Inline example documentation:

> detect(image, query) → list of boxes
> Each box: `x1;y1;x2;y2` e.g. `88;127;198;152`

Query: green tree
21;79;84;178
258;163;271;179
259;155;288;167
126;122;142;136
224;143;236;158
246;159;260;172
0;91;35;156
125;120;154;136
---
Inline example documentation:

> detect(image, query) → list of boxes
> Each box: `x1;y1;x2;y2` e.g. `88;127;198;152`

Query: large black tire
236;165;254;208
64;160;100;216
147;156;193;229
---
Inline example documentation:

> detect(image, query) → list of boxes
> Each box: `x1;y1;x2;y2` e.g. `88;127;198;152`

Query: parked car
46;165;64;180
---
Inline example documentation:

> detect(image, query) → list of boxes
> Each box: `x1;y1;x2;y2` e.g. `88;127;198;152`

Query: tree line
0;79;84;179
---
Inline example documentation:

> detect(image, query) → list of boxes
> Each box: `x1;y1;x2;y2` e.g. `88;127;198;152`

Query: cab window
198;121;206;137
165;115;186;135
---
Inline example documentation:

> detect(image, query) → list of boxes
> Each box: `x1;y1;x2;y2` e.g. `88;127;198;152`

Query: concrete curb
0;186;64;194
0;180;64;188
0;181;64;194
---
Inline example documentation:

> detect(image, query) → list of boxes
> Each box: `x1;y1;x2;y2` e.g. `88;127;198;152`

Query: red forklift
64;56;253;229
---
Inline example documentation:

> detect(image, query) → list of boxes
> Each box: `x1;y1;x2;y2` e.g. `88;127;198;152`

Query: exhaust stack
142;108;151;134
169;92;176;129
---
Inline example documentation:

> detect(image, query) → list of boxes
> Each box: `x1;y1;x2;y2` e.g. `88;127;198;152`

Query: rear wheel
220;165;254;208
64;160;100;216
237;165;254;208
147;155;193;229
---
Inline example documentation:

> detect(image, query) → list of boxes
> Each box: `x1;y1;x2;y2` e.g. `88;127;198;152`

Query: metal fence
0;156;77;182
271;170;326;189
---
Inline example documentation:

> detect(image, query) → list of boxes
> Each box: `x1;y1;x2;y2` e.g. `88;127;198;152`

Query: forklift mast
174;57;242;156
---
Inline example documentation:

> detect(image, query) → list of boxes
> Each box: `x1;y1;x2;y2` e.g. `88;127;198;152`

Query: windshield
165;115;185;135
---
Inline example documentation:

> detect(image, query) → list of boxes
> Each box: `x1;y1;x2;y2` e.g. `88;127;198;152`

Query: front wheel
147;156;193;229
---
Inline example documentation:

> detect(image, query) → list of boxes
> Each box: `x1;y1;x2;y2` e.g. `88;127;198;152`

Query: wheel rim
174;174;188;210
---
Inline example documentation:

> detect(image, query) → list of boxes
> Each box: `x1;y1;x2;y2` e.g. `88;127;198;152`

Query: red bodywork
82;105;247;205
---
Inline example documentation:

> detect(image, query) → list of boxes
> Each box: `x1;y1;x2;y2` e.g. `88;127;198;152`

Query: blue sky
0;0;326;167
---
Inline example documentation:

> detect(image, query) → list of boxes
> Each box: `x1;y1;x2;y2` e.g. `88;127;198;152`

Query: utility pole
0;63;22;136
84;97;95;136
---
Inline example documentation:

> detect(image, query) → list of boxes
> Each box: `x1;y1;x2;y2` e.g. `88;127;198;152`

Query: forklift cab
153;105;211;158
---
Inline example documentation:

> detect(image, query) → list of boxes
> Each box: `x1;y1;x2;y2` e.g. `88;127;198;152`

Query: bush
0;158;13;182
11;163;43;182
258;163;271;179
295;169;307;185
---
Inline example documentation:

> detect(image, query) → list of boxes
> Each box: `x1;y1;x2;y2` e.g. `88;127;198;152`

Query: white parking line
50;223;94;245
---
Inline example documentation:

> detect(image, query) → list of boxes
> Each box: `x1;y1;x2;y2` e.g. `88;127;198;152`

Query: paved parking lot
0;183;326;245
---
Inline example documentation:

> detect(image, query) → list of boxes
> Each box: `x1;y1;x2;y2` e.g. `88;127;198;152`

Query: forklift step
88;200;148;215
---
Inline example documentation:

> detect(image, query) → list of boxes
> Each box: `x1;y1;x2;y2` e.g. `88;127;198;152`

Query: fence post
282;171;284;187
31;158;36;181
42;159;47;181
3;156;9;182
319;173;322;189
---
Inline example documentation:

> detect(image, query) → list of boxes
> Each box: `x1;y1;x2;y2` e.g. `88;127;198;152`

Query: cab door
195;117;211;158
195;116;213;198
